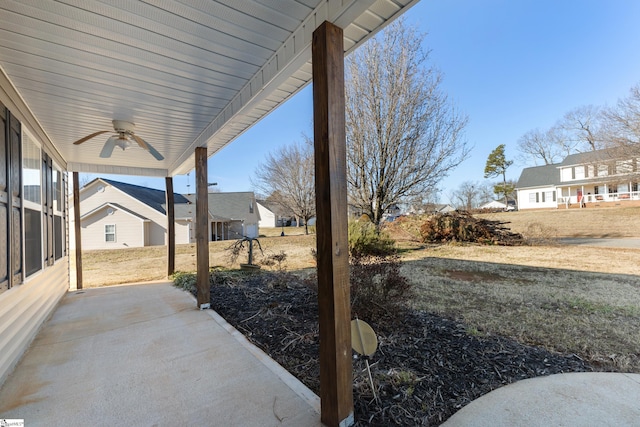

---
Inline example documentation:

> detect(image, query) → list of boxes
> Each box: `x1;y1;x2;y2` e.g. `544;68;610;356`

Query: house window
528;193;536;203
105;224;116;242
541;192;546;202
53;165;65;260
574;166;585;180
249;202;254;214
594;186;599;195
545;191;554;202
633;182;638;192
597;164;608;177
23;131;42;277
616;160;633;174
608;185;617;194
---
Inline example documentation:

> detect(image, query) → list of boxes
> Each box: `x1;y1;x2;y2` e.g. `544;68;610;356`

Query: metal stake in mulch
351;317;379;402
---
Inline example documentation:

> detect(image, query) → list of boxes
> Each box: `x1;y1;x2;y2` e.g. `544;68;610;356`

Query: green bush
172;271;196;292
348;220;396;257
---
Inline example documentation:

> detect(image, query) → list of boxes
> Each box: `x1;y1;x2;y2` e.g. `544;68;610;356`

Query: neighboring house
256;200;277;228
182;192;260;241
479;200;507;210
479;200;516;211
408;203;455;215
70;178;191;250
516;148;640;209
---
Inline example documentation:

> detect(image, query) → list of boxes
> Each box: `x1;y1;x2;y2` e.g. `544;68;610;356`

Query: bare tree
517;128;565;165
450;181;490;210
253;139;315;234
345;18;470;226
559;105;606;152
603;84;640;149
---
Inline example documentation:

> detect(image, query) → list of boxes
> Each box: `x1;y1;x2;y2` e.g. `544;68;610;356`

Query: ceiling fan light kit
73;119;164;161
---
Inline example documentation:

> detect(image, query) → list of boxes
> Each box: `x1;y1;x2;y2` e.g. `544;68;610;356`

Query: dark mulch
198;271;591;426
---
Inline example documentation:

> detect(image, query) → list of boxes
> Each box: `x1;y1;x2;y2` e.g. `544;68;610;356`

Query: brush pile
420;211;524;245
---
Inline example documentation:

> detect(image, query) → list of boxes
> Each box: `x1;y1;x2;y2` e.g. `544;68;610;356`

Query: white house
256;200;278;228
516;149;640;209
70;178;192;250
479;200;508;210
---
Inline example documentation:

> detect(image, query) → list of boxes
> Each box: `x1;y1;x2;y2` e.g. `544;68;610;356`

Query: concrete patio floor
3;281;640;426
0;282;321;426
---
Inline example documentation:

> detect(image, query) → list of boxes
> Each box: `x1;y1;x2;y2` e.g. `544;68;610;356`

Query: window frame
105;224;116;242
22;129;43;278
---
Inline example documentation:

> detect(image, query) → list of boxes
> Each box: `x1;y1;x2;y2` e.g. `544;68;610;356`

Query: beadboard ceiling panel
0;0;417;177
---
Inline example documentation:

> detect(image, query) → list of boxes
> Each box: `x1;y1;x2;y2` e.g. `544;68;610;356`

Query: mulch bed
200;271;591;426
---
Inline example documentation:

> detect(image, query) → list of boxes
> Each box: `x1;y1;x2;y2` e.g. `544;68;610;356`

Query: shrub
172;271;196;292
348;220;396;257
261;251;288;271
349;253;412;320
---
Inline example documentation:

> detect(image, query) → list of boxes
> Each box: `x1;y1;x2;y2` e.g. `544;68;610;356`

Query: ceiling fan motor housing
112;120;135;134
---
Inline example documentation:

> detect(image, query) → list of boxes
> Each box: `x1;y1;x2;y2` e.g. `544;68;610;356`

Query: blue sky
89;0;640;203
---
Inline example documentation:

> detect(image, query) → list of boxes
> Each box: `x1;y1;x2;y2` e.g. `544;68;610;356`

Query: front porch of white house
557;181;640;207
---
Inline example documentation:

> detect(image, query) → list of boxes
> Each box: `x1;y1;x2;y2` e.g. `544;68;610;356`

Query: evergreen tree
484;144;513;207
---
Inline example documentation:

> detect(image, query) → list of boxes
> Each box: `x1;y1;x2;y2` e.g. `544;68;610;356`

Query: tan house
0;3;413;424
71;178;192;250
72;180;260;248
180;192;260;241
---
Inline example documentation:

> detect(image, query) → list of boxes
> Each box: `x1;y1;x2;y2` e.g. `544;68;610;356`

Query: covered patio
0;281;322;425
0;2;416;426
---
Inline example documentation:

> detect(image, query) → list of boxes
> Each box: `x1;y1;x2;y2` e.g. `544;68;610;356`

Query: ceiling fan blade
73;130;110;145
99;136;118;158
145;141;165;161
131;134;164;161
130;133;148;150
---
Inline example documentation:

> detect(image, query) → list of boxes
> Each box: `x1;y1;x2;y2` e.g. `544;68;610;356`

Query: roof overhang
0;0;417;177
80;202;149;222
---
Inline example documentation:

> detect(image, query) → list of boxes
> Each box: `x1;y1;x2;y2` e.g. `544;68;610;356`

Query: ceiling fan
73;120;164;161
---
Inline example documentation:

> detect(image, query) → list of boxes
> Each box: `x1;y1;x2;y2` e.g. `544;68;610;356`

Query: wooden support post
195;147;210;309
72;172;83;290
312;21;354;427
165;176;175;276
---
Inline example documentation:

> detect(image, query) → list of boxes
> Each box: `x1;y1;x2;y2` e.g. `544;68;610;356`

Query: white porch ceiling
0;0;416;177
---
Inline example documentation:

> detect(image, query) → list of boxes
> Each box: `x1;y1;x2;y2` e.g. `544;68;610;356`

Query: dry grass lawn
476;206;640;238
75;208;640;371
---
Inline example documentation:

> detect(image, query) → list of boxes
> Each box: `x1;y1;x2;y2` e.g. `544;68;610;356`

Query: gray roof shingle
516;164;560;188
102;179;190;214
183;192;256;221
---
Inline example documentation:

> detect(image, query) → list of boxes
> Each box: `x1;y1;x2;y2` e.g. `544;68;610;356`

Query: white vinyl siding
81;208;146;250
0;260;67;386
73;181;168;249
517;187;558;210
